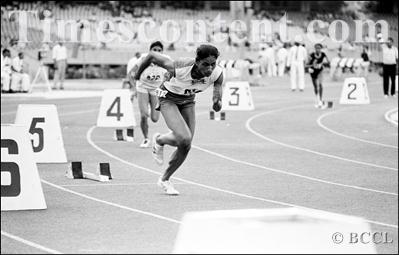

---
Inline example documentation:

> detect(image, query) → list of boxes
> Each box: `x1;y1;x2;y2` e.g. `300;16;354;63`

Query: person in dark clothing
360;45;371;79
307;43;330;108
380;37;398;98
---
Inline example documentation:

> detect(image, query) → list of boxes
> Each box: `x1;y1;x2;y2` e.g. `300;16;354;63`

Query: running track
1;74;398;253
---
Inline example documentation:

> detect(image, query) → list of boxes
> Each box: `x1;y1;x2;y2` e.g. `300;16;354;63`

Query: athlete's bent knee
176;135;192;150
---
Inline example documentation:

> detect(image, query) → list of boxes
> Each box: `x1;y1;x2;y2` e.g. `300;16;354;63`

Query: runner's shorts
156;84;195;111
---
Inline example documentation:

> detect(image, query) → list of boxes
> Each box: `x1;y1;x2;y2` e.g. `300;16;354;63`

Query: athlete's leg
311;77;318;95
149;93;160;123
311;76;320;106
158;102;194;181
138;91;150;139
318;72;324;102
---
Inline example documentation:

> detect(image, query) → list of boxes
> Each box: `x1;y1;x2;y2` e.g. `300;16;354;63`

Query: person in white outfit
52;42;68;90
11;52;30;93
287;36;307;91
1;49;12;93
277;43;288;77
265;42;277;77
258;45;268;76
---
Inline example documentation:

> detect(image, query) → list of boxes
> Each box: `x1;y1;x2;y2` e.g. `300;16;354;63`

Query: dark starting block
99;162;112;179
115;128;134;142
126;128;134;142
210;111;226;121
321;101;333;109
66;161;111;182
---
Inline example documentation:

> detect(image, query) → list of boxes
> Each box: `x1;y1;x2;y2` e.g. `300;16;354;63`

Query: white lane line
1;230;62;254
246;110;398;171
41;179;181;224
317;110;398;149
59;109;98;117
385;108;398;127
195;106;397;195
87;126;398;229
192;145;397;196
1;102;100;117
60;182;186;187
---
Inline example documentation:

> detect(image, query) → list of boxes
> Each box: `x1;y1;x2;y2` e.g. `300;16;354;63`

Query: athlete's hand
212;98;222;112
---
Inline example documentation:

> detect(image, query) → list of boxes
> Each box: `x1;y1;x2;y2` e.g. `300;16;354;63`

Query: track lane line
41;179;181;224
246;109;397;171
87;126;398;229
192;145;397;196
1;230;63;254
317;110;398;149
1;102;101;117
194;106;397;195
385;108;398;126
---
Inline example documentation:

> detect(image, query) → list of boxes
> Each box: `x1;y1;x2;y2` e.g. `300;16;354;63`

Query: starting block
322;101;333;109
66;161;112;182
210;111;226;121
99;163;112;179
114;128;134;142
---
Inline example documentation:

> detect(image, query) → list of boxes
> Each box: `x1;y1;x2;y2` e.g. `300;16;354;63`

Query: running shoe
140;138;150;148
157;177;179;195
152;133;164;165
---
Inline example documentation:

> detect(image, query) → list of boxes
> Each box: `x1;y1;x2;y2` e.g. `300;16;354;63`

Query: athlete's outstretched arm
134;52;175;80
127;64;138;96
212;72;224;112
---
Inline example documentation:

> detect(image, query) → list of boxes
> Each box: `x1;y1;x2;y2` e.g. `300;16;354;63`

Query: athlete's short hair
315;43;323;48
150;41;163;50
196;44;219;61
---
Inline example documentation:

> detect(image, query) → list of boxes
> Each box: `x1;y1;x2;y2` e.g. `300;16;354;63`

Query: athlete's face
315;45;322;54
196;56;217;77
151;46;163;53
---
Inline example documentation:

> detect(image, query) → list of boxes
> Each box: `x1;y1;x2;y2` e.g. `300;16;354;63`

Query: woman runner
307;43;330;108
128;41;169;147
134;44;224;195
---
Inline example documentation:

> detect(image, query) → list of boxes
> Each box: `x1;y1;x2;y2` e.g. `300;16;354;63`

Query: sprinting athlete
128;41;169;148
134;44;224;195
307;43;330;108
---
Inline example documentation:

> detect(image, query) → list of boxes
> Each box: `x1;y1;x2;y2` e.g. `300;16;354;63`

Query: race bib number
155;88;168;98
146;74;161;81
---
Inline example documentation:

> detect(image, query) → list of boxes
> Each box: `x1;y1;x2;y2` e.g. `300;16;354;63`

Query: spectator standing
380;37;398;98
265;42;277;77
52;42;68;90
258;45;268;76
1;49;12;93
287;35;307;91
277;43;288;77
